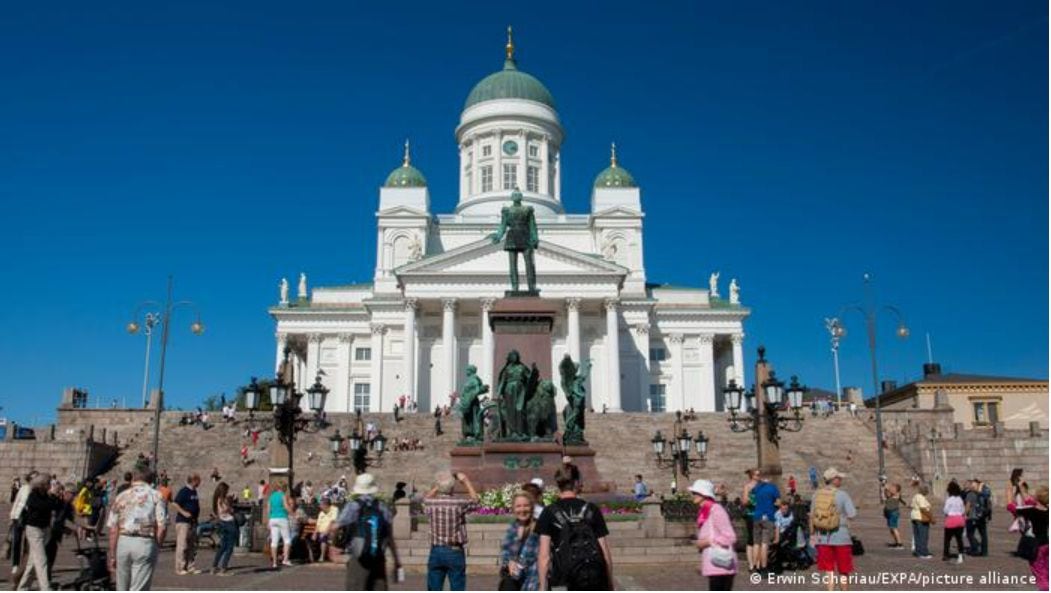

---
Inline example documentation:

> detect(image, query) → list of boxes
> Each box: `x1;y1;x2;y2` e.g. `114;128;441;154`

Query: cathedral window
502;164;517;190
649;384;667;412
353;383;371;412
649;348;667;362
481;166;493;192
529;144;539;158
527;166;539;193
354;347;371;361
482;145;492;157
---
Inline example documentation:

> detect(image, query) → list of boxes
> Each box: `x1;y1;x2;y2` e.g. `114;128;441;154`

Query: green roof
384;163;427;188
465;58;555;110
594;165;637;188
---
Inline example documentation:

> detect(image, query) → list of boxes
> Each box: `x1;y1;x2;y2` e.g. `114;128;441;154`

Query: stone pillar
754;352;782;488
731;334;748;389
275;333;288;375
631;323;651;412
669;334;685;411
403;299;418;406
337;333;353;413
604;299;622;412
554;151;561;202
539;135;550;196
307;334;323;396
480;298;496;387
566;298;581;364
442;298;458;404
370;324;386;412
698;334;716;412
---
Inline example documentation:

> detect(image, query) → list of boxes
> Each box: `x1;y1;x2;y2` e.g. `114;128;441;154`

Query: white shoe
956;554;963;564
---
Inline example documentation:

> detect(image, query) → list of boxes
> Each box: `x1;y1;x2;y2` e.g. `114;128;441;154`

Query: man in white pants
107;463;167;591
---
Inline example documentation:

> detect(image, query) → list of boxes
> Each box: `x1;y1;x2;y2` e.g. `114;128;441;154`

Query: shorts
884;509;900;529
816;544;854;574
268;518;291;548
752;519;775;546
315;533;330;544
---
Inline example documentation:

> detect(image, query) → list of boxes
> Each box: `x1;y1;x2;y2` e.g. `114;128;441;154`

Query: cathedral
271;31;749;415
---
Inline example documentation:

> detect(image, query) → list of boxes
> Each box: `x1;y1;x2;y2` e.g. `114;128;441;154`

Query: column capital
442;298;458;312
337;333;354;343
668;333;685;344
275;332;288;342
307;333;323;344
404;297;418;311
632;323;650;337
566;297;582;312
699;333;715;345
603;298;619;312
370;323;387;336
480;297;496;311
731;333;745;345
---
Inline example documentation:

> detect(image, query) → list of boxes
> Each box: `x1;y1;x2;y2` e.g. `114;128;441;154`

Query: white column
519;129;527;189
669;334;685;412
275;333;287;374
554;151;561;202
370;323;385;412
442;298;458;401
632;323;651;411
337;333;352;413
698;334;716;412
604;299;622;412
469;139;478;195
495;132;503;191
566;298;581;363
403;299;418;406
459;144;467;201
480;298;496;387
731;333;745;387
307;334;322;384
539;135;549;197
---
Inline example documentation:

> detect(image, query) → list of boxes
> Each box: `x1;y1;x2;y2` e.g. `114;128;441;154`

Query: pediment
591;205;644;218
376;205;429;218
396;238;628;277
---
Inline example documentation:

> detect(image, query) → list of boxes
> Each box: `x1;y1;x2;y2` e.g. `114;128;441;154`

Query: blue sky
1;1;1046;424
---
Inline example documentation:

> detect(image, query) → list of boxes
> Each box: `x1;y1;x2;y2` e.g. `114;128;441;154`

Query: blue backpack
356;499;390;566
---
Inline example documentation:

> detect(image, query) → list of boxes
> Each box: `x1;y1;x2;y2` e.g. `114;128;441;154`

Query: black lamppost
333;429;387;473
723;372;807;444
651;411;709;487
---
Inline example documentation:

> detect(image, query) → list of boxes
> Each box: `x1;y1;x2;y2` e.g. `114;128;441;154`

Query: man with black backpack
328;474;401;590
965;478;991;557
536;465;613;591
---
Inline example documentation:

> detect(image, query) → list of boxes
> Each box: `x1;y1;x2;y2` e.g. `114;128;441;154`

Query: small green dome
384;140;427;187
465;58;555;110
594;143;637;188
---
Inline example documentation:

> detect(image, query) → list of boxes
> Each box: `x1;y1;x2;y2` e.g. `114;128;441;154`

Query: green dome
464;58;555;110
594;165;636;188
385;163;427;187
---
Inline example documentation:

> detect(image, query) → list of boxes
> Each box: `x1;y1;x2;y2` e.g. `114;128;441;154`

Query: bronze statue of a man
490;188;539;294
457;365;489;442
495;350;536;438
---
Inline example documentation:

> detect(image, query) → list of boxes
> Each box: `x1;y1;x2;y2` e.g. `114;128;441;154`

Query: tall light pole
127;310;161;407
127;276;204;471
824;318;845;409
835;273;909;493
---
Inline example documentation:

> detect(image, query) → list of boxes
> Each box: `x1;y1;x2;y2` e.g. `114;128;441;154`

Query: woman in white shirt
942;481;966;563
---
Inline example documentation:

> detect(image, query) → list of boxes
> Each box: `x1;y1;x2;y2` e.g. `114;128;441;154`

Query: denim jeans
965;519;988;556
213;520;237;570
912;520;930;557
427;545;466;591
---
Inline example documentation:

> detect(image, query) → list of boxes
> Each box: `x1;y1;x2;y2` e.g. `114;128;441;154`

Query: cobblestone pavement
1;509;1038;590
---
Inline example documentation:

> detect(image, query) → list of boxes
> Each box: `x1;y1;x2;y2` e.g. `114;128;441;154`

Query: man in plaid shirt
422;471;479;591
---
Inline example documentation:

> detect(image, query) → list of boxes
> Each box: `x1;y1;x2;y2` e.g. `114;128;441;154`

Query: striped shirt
423;496;478;547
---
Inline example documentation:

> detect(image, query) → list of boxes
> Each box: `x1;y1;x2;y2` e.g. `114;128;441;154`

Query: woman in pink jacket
691;479;738;590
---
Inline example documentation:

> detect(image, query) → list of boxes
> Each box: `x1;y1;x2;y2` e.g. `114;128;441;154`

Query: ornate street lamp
650;413;708;480
372;432;388;456
306;374;330;428
349;431;363;452
329;430;343;460
725;368;807;443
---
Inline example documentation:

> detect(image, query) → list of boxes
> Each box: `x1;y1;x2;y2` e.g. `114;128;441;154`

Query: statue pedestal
490;298;556;381
450;442;613;493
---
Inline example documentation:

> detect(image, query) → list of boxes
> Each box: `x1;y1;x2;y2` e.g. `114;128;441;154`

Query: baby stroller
61;537;112;590
768;518;815;573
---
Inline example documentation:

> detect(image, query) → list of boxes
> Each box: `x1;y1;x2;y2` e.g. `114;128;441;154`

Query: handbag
498;527;530;591
1015;517;1039;561
851;536;865;556
709;545;736;570
944;515;966;529
919;507;934;525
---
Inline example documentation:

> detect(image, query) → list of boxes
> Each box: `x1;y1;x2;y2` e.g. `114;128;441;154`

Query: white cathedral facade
271;34;749;415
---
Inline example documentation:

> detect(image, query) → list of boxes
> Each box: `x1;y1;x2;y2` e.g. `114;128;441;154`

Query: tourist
256;480;268;506
810;468;857;591
499;491;540;591
883;483;906;549
328;474;401;590
749;468;779;574
302;481;314;503
633;475;650;502
171;473;202;575
211;482;237;575
965;478;991;557
808;466;819;491
536;465;612;591
45;482;77;578
690;479;736;591
942;481;966;564
210;468;221;483
106;462;167;591
156;478;172;506
10;477;22;503
422;471;479;590
773;499;794;544
17;475;56;591
241;485;253;502
1007;468;1032;514
313;498;338;562
240;445;249;466
1014;485;1048;590
9;471;36;575
433;407;443;436
909;483;934;559
787;475;797;497
290;501;313;563
741;468;759;571
265;480;294;569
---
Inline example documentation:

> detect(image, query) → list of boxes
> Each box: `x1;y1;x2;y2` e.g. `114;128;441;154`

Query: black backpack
551;503;605;589
356;499;390;566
